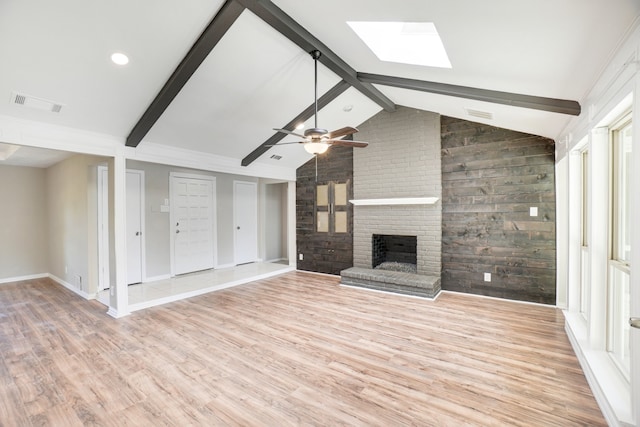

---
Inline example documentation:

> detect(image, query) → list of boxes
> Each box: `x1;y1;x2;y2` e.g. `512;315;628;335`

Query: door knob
176;230;180;234
630;318;640;329
135;231;140;236
237;226;240;230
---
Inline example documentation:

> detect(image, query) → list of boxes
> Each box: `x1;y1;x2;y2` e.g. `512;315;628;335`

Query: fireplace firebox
372;234;417;269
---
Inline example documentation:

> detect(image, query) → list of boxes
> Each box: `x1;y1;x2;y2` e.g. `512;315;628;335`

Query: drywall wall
46;154;109;294
264;182;287;261
0;165;48;280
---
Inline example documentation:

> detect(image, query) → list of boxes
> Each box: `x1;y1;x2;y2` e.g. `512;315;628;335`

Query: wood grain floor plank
0;274;605;426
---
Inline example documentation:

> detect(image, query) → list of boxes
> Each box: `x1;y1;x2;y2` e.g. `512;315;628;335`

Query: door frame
126;169;146;284
169;172;217;276
97;165;110;291
233;180;258;265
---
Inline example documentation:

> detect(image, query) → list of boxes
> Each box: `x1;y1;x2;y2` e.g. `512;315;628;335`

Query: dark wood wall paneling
296;146;354;275
440;116;556;304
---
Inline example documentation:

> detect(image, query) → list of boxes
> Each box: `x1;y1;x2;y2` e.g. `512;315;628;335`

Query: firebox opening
372;234;417;273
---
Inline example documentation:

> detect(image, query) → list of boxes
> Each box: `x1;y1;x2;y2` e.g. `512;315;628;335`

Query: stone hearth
341;267;440;298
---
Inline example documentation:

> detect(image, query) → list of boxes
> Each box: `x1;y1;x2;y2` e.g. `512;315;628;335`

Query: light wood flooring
1;272;605;426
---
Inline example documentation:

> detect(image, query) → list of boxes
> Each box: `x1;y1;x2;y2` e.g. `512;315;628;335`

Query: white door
97;166;110;290
126;170;144;285
234;181;258;265
170;174;215;275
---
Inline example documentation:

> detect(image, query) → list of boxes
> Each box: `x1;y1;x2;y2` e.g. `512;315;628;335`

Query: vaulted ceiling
1;0;638;170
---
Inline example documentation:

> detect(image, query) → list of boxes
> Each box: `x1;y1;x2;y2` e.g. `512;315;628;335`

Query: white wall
264;182;287;262
46;154;109;295
0;165;48;281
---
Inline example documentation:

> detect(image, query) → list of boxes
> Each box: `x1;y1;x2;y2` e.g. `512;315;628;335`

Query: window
607;113;632;377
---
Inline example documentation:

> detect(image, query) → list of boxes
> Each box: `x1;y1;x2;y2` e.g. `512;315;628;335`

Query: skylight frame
347;21;452;69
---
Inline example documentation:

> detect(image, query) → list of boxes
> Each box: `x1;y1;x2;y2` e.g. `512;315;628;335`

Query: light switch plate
484;272;491;282
530;206;538;217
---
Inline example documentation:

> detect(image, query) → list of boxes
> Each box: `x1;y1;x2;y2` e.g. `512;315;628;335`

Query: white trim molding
349;197;439;206
0;273;49;285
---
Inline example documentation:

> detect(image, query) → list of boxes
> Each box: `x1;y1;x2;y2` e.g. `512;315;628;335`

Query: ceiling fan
272;50;369;154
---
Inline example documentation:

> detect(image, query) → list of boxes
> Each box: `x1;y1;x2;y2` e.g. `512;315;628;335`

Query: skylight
347;21;452;68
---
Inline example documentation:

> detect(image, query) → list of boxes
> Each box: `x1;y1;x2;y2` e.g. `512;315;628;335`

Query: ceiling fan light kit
272;50;369;154
304;142;329;154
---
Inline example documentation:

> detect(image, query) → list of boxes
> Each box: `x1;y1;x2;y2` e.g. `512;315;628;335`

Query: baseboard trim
440;289;555;308
107;307;129;319
215;263;236;269
48;274;94;300
143;274;171;283
0;273;49;284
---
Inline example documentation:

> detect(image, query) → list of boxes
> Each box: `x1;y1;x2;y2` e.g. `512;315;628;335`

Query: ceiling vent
270;154;282;160
465;108;493;120
11;92;63;113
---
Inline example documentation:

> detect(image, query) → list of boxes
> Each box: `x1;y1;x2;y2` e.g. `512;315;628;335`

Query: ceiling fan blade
273;128;306;138
327;139;368;148
327;126;358;139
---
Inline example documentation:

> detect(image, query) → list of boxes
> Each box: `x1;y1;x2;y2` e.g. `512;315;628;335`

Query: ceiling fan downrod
311;49;321;133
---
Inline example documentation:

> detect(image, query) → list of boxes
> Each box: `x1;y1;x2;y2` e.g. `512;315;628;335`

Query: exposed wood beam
235;0;396;113
358;73;581;116
241;80;350;167
125;0;245;147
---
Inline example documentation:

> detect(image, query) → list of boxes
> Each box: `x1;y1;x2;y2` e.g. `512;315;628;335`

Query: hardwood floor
0;272;605;426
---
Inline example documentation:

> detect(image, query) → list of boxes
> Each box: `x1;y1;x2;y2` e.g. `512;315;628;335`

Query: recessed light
347;21;452;68
111;52;129;66
343;104;353;112
295;123;305;130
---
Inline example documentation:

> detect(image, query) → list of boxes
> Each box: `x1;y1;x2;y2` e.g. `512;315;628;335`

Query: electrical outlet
484;272;491;282
299;253;304;261
530;206;538;217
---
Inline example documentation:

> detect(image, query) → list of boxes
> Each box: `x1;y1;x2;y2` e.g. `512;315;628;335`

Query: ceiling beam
241;80;350;167
235;0;396;113
125;0;245;147
358;73;581;116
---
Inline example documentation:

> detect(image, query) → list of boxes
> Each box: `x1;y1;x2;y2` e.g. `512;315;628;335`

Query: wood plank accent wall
296;146;354;275
441;116;557;304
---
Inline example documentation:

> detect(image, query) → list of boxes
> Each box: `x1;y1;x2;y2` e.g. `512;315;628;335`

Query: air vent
270;154;282;160
10;92;64;113
465;108;493;120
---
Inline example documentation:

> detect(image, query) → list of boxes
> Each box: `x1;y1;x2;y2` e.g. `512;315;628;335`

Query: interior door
234;181;258;265
171;174;215;275
126;170;143;285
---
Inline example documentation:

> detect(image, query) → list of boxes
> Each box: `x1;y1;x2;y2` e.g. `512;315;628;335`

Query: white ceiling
0;0;638;170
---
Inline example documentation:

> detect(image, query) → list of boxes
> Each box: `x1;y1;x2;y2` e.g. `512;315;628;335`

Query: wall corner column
108;149;130;318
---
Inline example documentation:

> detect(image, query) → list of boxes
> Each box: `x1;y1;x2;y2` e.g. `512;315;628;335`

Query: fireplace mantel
349;197;439;206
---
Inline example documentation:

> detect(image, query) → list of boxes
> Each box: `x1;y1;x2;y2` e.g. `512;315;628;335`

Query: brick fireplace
340;106;442;297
